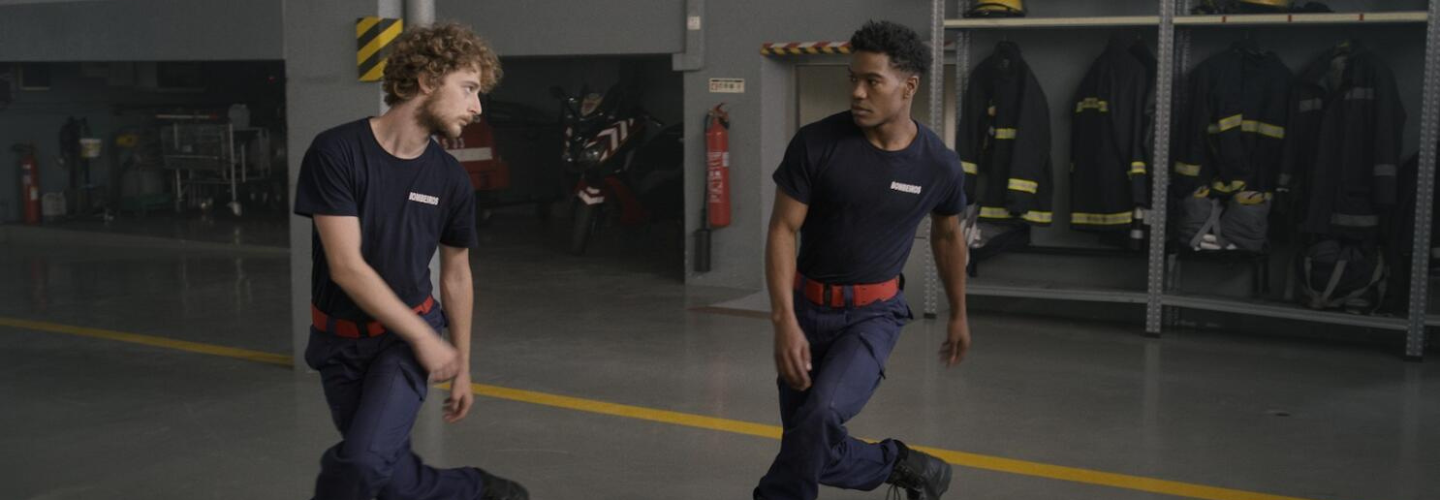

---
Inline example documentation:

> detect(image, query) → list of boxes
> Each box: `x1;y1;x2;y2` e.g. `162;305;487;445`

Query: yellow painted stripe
0;315;1327;500
355;16;380;38
912;445;1314;500
361;60;387;82
357;19;404;66
0;316;291;367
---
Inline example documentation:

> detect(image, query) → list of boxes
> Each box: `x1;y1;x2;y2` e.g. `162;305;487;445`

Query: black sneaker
885;441;952;500
476;468;529;500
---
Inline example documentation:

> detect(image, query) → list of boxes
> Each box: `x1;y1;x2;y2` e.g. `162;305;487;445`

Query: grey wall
285;0;401;369
439;0;685;56
0;0;284;62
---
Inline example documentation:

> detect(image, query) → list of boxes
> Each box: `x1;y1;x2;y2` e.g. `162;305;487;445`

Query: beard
420;94;464;139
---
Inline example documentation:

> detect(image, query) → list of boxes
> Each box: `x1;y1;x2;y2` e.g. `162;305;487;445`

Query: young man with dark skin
755;20;971;500
294;23;527;500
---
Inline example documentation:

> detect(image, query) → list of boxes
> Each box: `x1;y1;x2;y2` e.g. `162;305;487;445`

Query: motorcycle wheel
569;202;599;255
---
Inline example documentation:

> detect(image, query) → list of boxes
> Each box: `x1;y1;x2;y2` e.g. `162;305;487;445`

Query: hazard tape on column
761;41;852;56
357;16;404;82
761;40;956;57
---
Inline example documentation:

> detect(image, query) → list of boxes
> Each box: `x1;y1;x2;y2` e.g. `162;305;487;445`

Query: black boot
476;468;529;500
885;441;952;500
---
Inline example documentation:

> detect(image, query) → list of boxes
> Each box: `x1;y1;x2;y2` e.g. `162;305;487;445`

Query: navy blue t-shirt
294;118;477;320
774;111;966;284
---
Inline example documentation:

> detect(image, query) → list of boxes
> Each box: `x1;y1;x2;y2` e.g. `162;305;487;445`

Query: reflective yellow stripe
1212;180;1246;193
1072;211;1135;226
962;161;978;175
994;128;1017;140
1129;161;1147;176
1008;178;1038;194
1075;97;1109;113
980;207;1051;224
979;206;1012;219
1207;116;1284;138
1255;122;1285;139
1241;120;1285;139
1193;186;1211;198
1175;162;1201;177
1216;114;1243;132
1022;211;1053;224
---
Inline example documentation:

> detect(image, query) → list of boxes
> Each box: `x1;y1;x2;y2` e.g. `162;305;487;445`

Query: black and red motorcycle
551;84;682;255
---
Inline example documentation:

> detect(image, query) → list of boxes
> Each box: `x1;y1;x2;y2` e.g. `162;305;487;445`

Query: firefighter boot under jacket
886;441;953;499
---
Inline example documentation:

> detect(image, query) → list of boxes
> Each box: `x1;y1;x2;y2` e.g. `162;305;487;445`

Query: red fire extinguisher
705;104;731;229
15;144;41;225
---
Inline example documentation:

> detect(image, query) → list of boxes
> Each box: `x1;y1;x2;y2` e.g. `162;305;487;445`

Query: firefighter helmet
1231;0;1292;12
964;0;1026;18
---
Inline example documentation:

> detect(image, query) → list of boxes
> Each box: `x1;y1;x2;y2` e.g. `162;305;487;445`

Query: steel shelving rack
922;0;1436;359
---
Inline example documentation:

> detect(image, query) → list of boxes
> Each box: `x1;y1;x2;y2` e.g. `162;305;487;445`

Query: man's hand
443;371;475;423
773;320;812;391
939;315;972;368
414;336;462;382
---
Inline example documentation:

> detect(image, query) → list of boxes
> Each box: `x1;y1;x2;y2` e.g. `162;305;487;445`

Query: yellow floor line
0;316;291;367
3;315;1322;500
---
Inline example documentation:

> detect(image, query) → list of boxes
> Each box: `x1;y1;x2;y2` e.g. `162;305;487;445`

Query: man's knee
340;450;398;491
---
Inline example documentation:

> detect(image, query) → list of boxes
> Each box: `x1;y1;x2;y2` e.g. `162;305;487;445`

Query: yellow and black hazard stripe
760;41;853;56
357;16;404;82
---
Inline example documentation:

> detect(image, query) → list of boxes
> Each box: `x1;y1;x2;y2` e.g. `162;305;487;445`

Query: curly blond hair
382;22;502;106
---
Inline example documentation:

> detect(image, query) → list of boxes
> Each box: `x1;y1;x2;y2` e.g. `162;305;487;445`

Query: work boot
476;468;529;500
885;440;952;500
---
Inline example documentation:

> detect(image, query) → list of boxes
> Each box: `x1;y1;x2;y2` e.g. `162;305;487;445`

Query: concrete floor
1;211;1437;500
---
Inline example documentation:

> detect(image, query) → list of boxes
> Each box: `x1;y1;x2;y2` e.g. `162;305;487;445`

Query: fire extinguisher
696;104;731;273
705;104;732;228
15;144;40;225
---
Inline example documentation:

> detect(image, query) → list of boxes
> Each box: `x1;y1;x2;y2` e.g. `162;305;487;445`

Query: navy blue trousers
305;305;484;500
754;290;911;500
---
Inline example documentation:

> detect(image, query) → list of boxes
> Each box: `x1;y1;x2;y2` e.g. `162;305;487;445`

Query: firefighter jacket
1281;41;1404;241
1069;36;1152;230
959;41;1053;225
1173;40;1292;197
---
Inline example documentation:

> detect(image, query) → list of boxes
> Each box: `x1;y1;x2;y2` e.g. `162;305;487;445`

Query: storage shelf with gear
936;0;1438;359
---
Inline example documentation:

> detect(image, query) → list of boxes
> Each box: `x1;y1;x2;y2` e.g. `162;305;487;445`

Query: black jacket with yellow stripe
959;41;1053;225
1281;41;1403;241
1172;40;1292;198
1069;36;1152;230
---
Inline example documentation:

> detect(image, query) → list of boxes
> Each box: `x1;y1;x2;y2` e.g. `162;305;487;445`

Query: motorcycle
551;84;683;255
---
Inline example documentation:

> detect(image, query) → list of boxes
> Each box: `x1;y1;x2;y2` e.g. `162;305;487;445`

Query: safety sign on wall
708;78;745;94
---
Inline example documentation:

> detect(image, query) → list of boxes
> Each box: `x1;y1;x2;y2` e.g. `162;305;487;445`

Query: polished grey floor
1;212;1437;500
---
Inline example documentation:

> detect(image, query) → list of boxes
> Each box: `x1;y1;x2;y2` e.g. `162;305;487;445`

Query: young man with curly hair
755;20;969;500
294;22;527;500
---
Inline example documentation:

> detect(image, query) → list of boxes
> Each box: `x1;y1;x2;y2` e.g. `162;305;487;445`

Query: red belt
311;296;436;338
794;275;900;308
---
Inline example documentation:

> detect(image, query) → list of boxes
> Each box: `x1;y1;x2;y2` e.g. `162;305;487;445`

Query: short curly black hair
850;20;930;76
